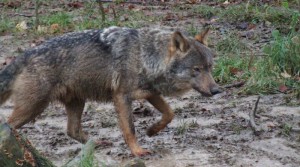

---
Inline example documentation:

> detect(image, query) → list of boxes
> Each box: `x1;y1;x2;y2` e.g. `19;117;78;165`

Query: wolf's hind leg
63;98;88;143
146;95;175;136
8;97;49;128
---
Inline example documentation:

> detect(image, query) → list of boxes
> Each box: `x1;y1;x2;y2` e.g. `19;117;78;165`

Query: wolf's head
166;29;222;97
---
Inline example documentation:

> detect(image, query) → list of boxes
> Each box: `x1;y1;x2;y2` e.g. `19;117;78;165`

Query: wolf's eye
193;66;200;72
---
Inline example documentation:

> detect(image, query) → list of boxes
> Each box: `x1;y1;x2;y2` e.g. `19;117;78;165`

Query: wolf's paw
67;130;88;143
146;126;160;137
132;148;152;157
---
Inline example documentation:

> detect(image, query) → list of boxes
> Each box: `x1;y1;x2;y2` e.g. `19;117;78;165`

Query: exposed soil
0;1;300;167
1;91;300;167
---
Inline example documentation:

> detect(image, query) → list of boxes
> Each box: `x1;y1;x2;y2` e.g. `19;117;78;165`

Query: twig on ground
291;127;300;132
223;81;245;89
249;96;263;135
13;13;34;17
98;0;106;23
35;0;40;30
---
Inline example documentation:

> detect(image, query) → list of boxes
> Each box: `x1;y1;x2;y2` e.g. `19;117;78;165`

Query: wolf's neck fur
139;28;174;78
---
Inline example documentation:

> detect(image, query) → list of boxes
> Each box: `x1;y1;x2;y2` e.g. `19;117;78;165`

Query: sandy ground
1;90;300;166
0;2;300;166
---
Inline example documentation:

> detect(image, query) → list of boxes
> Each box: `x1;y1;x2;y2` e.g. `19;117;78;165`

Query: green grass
244;21;300;94
213;31;251;84
120;10;161;28
244;57;283;94
74;17;102;31
189;119;199;128
62;140;97;167
264;30;300;76
41;12;72;27
0;16;15;34
193;4;220;19
281;123;293;137
1;0;299;96
216;32;249;55
213;11;300;94
191;2;300;29
230;122;242;135
219;3;295;25
215;29;300;94
175;120;189;135
213;55;251;84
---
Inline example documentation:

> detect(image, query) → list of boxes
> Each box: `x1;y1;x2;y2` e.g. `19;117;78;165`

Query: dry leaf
16;21;28;31
6;1;21;8
281;71;291;78
164;13;176;21
229;67;240;75
279;84;288;93
67;2;84;8
187;0;197;4
223;0;230;5
37;25;48;33
50;23;60;33
128;4;135;10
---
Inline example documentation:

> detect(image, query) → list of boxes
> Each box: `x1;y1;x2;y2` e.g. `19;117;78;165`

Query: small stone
237;22;248;30
124;158;146;167
265;21;272;27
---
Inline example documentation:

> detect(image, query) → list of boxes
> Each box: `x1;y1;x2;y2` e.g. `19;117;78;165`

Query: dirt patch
1;91;299;166
0;1;300;166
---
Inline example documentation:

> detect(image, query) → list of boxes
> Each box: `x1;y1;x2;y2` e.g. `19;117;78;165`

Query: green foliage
213;55;251;84
219;3;299;26
41;12;71;27
214;32;250;84
193;5;220;19
216;32;248;55
244;57;282;94
219;4;255;23
186;23;200;36
264;30;300;76
0;16;15;34
120;10;160;28
62;140;97;167
281;124;292;137
244;17;300;94
176;120;189;135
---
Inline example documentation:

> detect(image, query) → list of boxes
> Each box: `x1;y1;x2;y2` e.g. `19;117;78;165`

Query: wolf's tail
0;55;27;105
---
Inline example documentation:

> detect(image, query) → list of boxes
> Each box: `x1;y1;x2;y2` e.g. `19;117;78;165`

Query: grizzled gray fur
0;26;221;156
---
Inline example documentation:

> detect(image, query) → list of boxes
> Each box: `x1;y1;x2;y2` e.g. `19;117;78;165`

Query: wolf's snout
210;86;222;95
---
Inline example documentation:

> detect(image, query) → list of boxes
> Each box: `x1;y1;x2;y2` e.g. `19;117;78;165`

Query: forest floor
0;0;299;166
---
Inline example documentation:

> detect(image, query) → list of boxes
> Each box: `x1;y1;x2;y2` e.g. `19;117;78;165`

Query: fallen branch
35;0;40;30
223;81;245;89
291;127;300;132
249;96;263;135
12;13;34;17
98;0;106;23
0;120;55;167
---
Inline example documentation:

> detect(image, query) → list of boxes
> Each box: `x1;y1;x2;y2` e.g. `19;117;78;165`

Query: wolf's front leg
146;95;175;136
113;93;151;156
64;98;88;143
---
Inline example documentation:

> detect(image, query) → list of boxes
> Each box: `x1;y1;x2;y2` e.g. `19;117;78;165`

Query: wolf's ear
195;28;210;46
170;31;190;52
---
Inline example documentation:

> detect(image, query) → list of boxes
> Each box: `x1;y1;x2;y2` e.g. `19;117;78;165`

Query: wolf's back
0;54;27;104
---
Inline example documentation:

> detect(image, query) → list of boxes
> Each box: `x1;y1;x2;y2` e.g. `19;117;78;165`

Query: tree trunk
0;122;55;167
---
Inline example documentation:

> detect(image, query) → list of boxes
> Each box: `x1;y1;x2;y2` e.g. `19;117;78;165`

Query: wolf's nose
211;87;223;95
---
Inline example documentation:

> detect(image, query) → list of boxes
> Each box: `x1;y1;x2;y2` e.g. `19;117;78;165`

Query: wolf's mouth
192;87;213;97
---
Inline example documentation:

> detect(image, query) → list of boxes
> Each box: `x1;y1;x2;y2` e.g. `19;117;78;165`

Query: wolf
0;26;221;156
